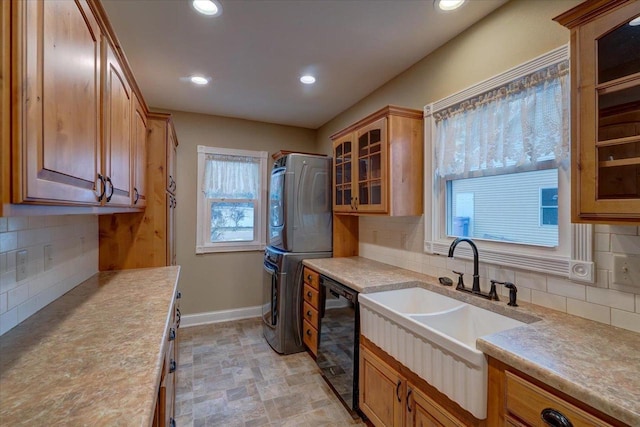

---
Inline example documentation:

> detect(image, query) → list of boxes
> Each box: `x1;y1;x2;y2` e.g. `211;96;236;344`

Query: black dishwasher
316;275;359;414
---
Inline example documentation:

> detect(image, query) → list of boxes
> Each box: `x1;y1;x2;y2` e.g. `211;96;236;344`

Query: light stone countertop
0;266;180;427
303;256;640;426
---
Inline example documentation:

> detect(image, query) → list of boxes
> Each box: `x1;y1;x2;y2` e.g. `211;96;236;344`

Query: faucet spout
448;237;481;293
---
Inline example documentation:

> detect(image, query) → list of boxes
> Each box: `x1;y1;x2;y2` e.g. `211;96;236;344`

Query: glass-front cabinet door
355;118;387;213
333;134;354;212
560;0;640;222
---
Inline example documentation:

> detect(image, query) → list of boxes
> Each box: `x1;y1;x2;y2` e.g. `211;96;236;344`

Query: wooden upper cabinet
555;0;640;223
132;93;148;208
331;106;423;216
12;0;102;205
102;39;132;206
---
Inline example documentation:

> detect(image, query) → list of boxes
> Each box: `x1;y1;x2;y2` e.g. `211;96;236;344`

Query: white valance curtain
434;60;570;179
203;154;259;198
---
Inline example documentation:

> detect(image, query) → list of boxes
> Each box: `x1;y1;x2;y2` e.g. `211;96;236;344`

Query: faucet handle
488;280;500;301
452;270;465;290
504;282;518;307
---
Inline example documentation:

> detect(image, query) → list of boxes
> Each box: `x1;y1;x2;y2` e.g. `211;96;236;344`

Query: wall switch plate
16;250;27;282
612;254;640;288
44;244;53;271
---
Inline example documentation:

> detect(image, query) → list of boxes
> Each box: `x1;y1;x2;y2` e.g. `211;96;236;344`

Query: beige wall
169;111;317;315
316;0;583;154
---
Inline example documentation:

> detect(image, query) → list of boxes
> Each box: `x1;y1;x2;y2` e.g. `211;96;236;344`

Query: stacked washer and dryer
262;153;332;354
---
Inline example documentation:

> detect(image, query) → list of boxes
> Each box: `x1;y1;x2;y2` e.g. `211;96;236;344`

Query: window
196;146;268;253
425;45;595;282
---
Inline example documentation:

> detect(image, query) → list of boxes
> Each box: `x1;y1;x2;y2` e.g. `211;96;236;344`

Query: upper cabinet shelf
555;0;640;223
331;105;423;216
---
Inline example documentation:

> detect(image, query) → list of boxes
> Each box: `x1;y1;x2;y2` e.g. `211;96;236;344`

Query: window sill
196;243;265;254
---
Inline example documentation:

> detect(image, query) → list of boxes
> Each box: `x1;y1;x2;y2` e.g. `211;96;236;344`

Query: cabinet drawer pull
176;308;181;328
105;176;114;202
396;380;401;402
306;329;312;336
307;274;312;281
540;408;573;427
306;310;312;317
96;174;106;201
406;388;412;412
169;418;176;427
169;359;176;373
168;328;176;341
307;291;312;298
176;290;182;299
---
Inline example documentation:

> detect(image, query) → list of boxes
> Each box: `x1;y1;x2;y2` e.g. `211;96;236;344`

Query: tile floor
175;317;367;426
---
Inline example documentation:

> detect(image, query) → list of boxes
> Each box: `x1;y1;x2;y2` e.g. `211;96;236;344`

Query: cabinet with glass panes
555;0;640;223
331;105;423;216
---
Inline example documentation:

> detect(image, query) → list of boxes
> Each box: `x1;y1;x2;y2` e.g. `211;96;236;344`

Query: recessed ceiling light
630;17;640;26
435;0;465;11
300;75;316;84
190;75;210;85
193;0;221;16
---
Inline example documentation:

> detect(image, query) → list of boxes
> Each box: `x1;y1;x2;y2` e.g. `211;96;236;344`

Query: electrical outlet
44;244;53;271
16;250;27;282
612;254;640;287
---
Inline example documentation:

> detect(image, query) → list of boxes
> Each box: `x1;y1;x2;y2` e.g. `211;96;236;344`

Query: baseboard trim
181;305;262;328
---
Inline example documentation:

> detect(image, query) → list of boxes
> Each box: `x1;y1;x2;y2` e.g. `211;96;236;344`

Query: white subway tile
516;271;547;292
594;251;613;271
599;225;638;235
532;290;566;312
0;218;7;233
28;216;46;229
0;253;6;274
547;277;586;300
567;299;611;324
0;232;18;253
17;296;40;324
586;287;635;312
0;271;17;294
594;233;610;252
8;284;29;310
636;295;640;313
595;269;609;289
611;234;640;255
0;292;7;314
429;255;447;269
0;307;18;335
611;309;640;333
8;217;29;231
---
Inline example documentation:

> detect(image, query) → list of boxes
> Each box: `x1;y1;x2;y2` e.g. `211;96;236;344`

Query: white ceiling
101;0;508;129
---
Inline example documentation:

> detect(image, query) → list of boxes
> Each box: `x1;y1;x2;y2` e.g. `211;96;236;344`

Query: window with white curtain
425;46;594;282
196;145;268;253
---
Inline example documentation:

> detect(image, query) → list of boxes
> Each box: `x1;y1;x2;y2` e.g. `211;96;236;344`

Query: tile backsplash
0;215;98;335
359;216;640;334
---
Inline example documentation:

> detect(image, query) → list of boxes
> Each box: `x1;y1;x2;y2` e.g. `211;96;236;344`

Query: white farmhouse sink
359;287;527;419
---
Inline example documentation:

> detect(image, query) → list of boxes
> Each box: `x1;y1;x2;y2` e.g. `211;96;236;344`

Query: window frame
196;145;268;254
423;45;595;283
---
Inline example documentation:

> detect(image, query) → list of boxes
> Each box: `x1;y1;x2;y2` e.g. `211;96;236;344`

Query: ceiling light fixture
436;0;466;11
193;0;221;16
190;75;210;85
630;17;640;26
300;75;316;84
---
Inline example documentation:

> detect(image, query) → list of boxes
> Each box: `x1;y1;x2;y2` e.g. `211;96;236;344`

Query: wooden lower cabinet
487;357;625;427
360;337;482;427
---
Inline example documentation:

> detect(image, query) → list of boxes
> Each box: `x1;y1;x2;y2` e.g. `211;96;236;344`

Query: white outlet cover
612;254;640;288
16;250;27;282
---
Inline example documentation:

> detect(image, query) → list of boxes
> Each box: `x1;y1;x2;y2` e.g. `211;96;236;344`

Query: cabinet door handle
176;290;182;299
133;187;139;204
169;418;176;427
105;176;114;202
306;310;312;317
168;328;176;341
96;174;106;202
307;274;312;281
307;291;312;298
396;380;402;402
176;308;181;328
169;359;176;373
306;329;312;336
354;196;358;209
406;388;412;412
540;408;573;427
